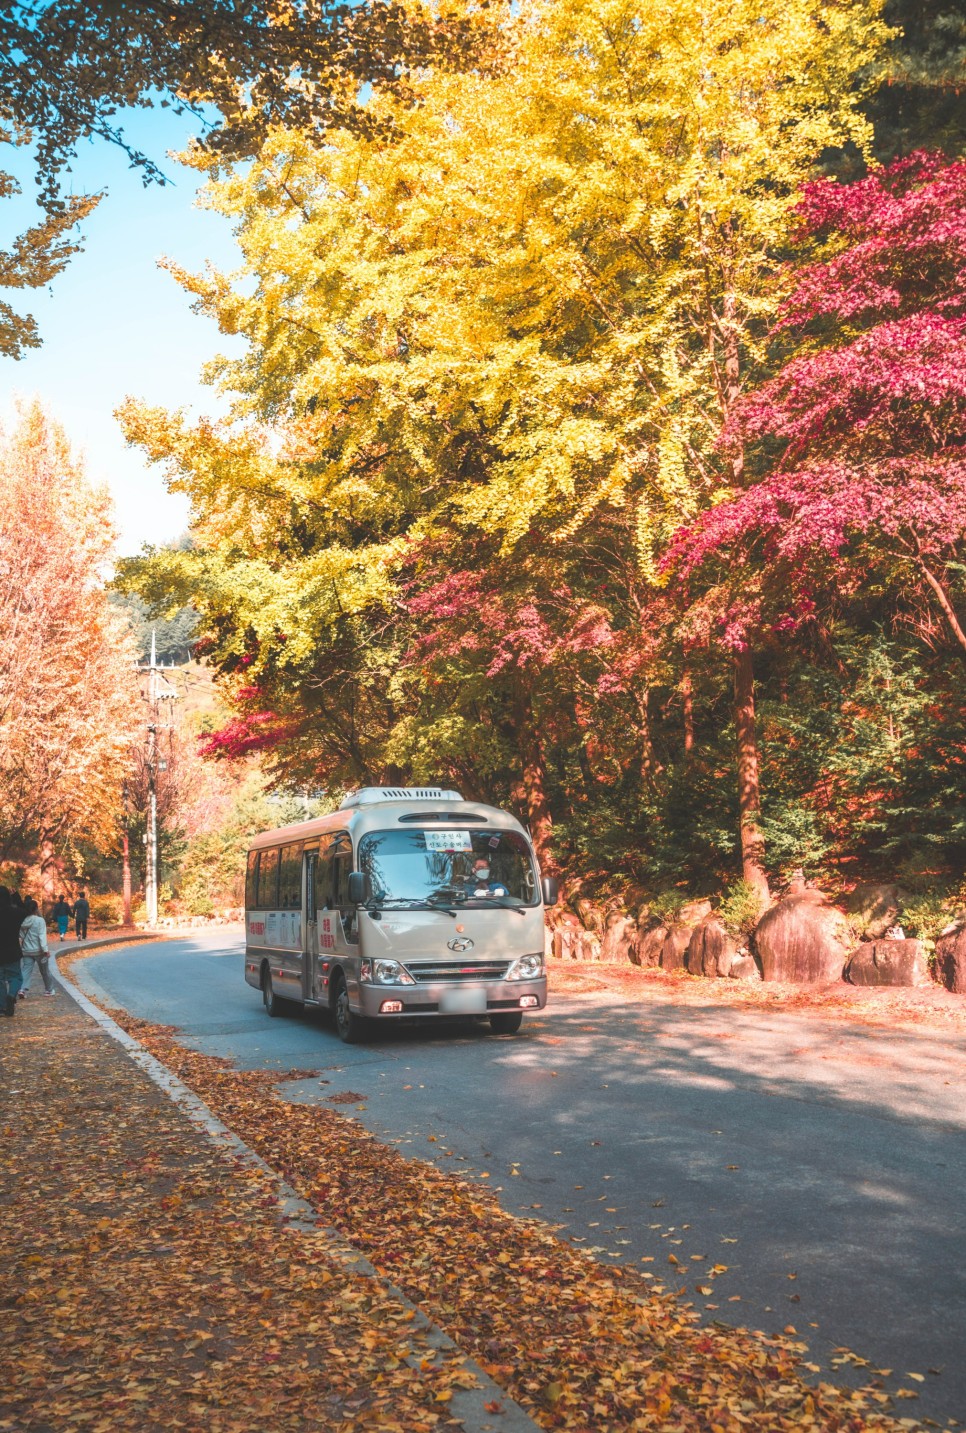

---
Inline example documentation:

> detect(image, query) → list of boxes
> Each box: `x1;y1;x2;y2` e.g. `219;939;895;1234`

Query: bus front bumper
356;976;547;1019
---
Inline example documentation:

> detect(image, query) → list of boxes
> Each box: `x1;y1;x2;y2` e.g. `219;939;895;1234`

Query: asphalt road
76;931;966;1425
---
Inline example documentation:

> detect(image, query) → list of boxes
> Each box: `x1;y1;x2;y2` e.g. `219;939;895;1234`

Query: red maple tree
667;152;966;659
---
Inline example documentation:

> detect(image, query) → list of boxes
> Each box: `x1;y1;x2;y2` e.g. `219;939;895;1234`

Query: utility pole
139;630;177;928
144;630;159;925
121;781;132;926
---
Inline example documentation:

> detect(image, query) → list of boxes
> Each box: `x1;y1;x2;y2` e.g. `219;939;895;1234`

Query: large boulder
935;922;966;994
752;890;851;984
686;917;738;978
846;939;929;988
600;910;638;964
728;954;762;981
552;927;577;959
845;883;907;940
678;898;713;927
575;899;605;934
577;930;601;961
634;919;667;968
659;924;693;972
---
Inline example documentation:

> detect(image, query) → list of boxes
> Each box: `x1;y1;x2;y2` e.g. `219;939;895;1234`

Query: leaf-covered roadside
547;960;966;1035
0;994;484;1433
74;989;926;1431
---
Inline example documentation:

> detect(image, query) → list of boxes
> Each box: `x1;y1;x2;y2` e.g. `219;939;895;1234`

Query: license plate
439;987;487;1015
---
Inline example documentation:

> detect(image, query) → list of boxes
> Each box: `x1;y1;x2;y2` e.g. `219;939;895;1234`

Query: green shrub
902;888;957;946
648;891;685;926
88;892;123;925
717;879;766;939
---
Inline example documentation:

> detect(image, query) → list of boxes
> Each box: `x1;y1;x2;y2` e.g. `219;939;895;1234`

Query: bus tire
333;972;366;1044
262;964;286;1018
489;1011;523;1035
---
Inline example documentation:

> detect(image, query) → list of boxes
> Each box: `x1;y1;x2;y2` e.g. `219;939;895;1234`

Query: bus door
315;835;337;976
315;832;357;988
331;833;358;947
302;844;319;1003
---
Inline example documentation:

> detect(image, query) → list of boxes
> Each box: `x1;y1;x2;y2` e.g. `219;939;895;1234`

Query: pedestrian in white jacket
19;898;54;997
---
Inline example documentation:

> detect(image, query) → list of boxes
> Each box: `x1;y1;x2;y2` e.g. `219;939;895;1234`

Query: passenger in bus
470;856;508;898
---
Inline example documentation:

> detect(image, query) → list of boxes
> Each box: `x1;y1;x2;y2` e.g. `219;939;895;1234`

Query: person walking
73;890;90;942
0;886;24;1016
52;894;73;941
19;898;54;997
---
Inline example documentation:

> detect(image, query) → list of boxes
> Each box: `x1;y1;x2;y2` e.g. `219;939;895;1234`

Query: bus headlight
372;959;416;985
506;953;544;981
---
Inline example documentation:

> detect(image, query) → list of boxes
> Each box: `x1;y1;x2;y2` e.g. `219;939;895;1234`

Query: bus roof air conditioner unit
339;786;463;809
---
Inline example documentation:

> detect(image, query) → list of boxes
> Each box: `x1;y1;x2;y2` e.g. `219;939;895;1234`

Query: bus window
257;847;280;909
315;836;335;912
331;833;352;909
279;843;302;909
245;850;259;909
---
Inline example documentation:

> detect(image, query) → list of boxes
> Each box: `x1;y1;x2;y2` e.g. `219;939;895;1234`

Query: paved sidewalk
0;978;534;1433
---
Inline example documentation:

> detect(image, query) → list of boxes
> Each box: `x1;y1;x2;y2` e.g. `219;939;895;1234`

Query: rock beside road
659;924;693;972
846;939;929;987
935;922;966;994
753;890;852;983
678;898;713;926
600;910;638;964
728;954;762;981
633;919;666;968
686;917;738;978
845;882;907;940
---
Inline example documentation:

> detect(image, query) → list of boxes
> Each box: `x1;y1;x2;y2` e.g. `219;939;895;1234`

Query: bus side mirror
541;876;559;907
348;871;370;906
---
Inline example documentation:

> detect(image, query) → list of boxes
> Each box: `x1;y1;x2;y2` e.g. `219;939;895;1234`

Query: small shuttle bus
244;787;555;1042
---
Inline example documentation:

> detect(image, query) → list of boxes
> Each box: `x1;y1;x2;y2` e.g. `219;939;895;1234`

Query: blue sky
0;106;242;556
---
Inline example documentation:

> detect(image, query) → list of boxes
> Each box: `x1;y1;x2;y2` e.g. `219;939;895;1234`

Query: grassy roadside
55;945;930;1433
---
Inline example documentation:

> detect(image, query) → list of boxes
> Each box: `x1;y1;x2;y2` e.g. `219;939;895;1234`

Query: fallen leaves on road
86;995;925;1433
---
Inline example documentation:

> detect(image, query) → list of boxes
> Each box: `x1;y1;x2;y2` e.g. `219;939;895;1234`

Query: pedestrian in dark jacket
0;886;24;1016
74;891;90;941
52;895;73;941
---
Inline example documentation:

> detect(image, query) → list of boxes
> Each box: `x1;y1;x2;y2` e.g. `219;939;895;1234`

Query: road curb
51;946;541;1433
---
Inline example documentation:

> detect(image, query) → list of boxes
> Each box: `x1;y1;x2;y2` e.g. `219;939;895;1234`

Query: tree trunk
637;686;662;788
917;556;966;661
681;663;695;757
573;698;600;786
521;729;555;874
508;699;555;874
733;646;769;901
38;834;59;905
721;285;745;483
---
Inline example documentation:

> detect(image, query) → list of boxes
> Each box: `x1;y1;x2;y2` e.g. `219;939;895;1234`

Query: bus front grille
405;961;512;983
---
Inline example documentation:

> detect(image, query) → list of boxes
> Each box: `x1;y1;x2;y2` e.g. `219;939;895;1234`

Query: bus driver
469;856;509;898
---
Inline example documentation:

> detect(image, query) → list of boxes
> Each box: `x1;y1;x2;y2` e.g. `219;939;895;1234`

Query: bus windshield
358;828;539;908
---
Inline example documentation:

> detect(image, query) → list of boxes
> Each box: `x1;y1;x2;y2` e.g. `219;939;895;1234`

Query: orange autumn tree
0;402;141;877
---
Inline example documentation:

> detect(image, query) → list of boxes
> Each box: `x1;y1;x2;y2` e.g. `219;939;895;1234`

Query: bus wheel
262;965;284;1018
489;1011;523;1035
333;973;366;1044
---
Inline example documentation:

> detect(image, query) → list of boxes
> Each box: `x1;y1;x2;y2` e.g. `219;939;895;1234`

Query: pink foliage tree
668;152;966;659
403;563;627;871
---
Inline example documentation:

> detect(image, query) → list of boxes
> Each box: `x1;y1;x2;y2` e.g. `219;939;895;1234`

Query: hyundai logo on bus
447;937;474;952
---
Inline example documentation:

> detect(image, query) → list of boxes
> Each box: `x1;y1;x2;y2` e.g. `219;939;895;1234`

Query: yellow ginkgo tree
119;0;888;885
